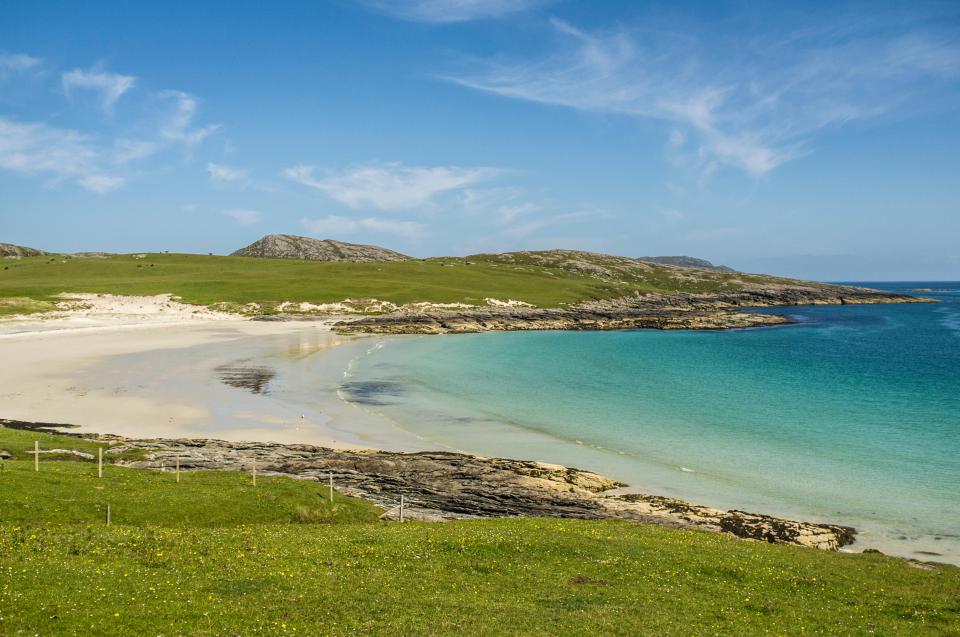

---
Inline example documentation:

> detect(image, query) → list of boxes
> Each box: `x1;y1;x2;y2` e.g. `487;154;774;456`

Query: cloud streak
362;0;551;23
446;16;960;175
0;56;221;193
285;162;499;210
0;117;123;193
207;162;247;183
62;67;136;112
0;52;41;78
159;90;221;145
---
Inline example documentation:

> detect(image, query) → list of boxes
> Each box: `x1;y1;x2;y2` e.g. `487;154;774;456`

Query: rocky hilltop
1;420;856;551
231;234;410;262
0;242;46;258
638;255;735;272
468;249;744;283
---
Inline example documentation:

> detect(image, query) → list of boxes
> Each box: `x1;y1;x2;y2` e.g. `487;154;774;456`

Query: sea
334;283;960;562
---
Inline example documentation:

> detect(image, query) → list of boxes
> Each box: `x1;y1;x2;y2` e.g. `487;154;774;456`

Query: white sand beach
0;296;424;450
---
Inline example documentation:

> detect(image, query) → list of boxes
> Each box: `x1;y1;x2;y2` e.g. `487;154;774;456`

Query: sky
1;0;959;280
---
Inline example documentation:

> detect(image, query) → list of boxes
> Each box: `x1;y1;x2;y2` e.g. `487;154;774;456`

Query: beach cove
1;284;957;565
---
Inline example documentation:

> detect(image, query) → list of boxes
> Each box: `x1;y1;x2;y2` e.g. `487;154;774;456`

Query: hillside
231;234;410;262
466;249;748;286
0;242;46;258
638;255;735;272
0;249;919;321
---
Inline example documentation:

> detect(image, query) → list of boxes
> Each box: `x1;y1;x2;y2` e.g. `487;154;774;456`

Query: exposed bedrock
83;434;856;551
334;285;923;335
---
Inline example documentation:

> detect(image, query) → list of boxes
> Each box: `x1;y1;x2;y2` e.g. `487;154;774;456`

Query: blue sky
1;0;958;279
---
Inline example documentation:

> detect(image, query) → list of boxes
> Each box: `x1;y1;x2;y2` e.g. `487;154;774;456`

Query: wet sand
0;318;425;450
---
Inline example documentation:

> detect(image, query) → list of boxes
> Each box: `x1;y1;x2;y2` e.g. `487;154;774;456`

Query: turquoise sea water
339;283;960;561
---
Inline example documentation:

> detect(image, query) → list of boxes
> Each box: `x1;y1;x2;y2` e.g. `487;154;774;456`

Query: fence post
252;459;257;487
176;456;180;483
106;503;111;527
98;447;103;478
34;441;39;472
400;494;405;523
329;471;334;503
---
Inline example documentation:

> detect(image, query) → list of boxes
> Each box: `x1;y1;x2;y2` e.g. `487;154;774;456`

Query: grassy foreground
0;251;761;316
2;427;959;635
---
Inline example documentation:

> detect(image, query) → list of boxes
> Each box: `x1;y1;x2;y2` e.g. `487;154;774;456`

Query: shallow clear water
338;283;960;562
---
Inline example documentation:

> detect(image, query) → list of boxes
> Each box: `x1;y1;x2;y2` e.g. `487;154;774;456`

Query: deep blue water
341;283;960;560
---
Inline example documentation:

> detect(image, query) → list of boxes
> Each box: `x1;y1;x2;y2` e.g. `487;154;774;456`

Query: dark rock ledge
1;421;855;551
332;285;927;335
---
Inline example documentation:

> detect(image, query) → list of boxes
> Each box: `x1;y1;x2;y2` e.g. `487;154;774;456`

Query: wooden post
176;456;180;483
399;494;405;523
34;441;39;472
329;471;334;503
252;460;257;487
98;447;103;478
106;503;111;527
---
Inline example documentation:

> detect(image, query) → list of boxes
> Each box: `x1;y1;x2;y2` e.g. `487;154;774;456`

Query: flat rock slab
98;434;855;551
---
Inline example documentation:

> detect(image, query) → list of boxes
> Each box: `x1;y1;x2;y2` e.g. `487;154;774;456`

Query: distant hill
0;243;46;258
468;250;743;283
231;235;410;262
637;256;735;272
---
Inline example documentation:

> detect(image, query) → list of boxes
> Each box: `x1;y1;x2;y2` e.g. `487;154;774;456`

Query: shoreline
0;292;952;565
1;418;859;554
0;313;424;450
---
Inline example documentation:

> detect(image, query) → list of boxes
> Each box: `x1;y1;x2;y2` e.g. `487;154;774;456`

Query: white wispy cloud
457;187;540;224
159;90;221;145
207;162;247;183
1;58;222;193
0;117;123;193
0;52;41;78
301;214;426;240
223;209;262;225
285;162;499;210
77;174;125;193
500;209;605;239
112;138;159;163
446;17;960;175
362;0;551;23
456;185;607;240
62;67;136;112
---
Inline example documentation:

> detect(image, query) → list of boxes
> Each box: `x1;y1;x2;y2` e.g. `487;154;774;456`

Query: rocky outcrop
26;448;95;460
611;494;855;549
1;242;46;258
335;307;789;334
0;420;856;550
334;284;924;335
637;255;735;272
0;422;850;551
231;235;410;262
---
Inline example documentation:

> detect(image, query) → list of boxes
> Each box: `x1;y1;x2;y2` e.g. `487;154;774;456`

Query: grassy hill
1;425;958;636
0;251;787;317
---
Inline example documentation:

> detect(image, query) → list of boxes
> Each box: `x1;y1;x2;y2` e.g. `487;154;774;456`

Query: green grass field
0;251;767;317
2;426;959;635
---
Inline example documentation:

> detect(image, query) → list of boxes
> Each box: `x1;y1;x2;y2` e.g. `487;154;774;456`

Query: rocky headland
2;420;856;551
334;283;926;335
636;255;735;272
